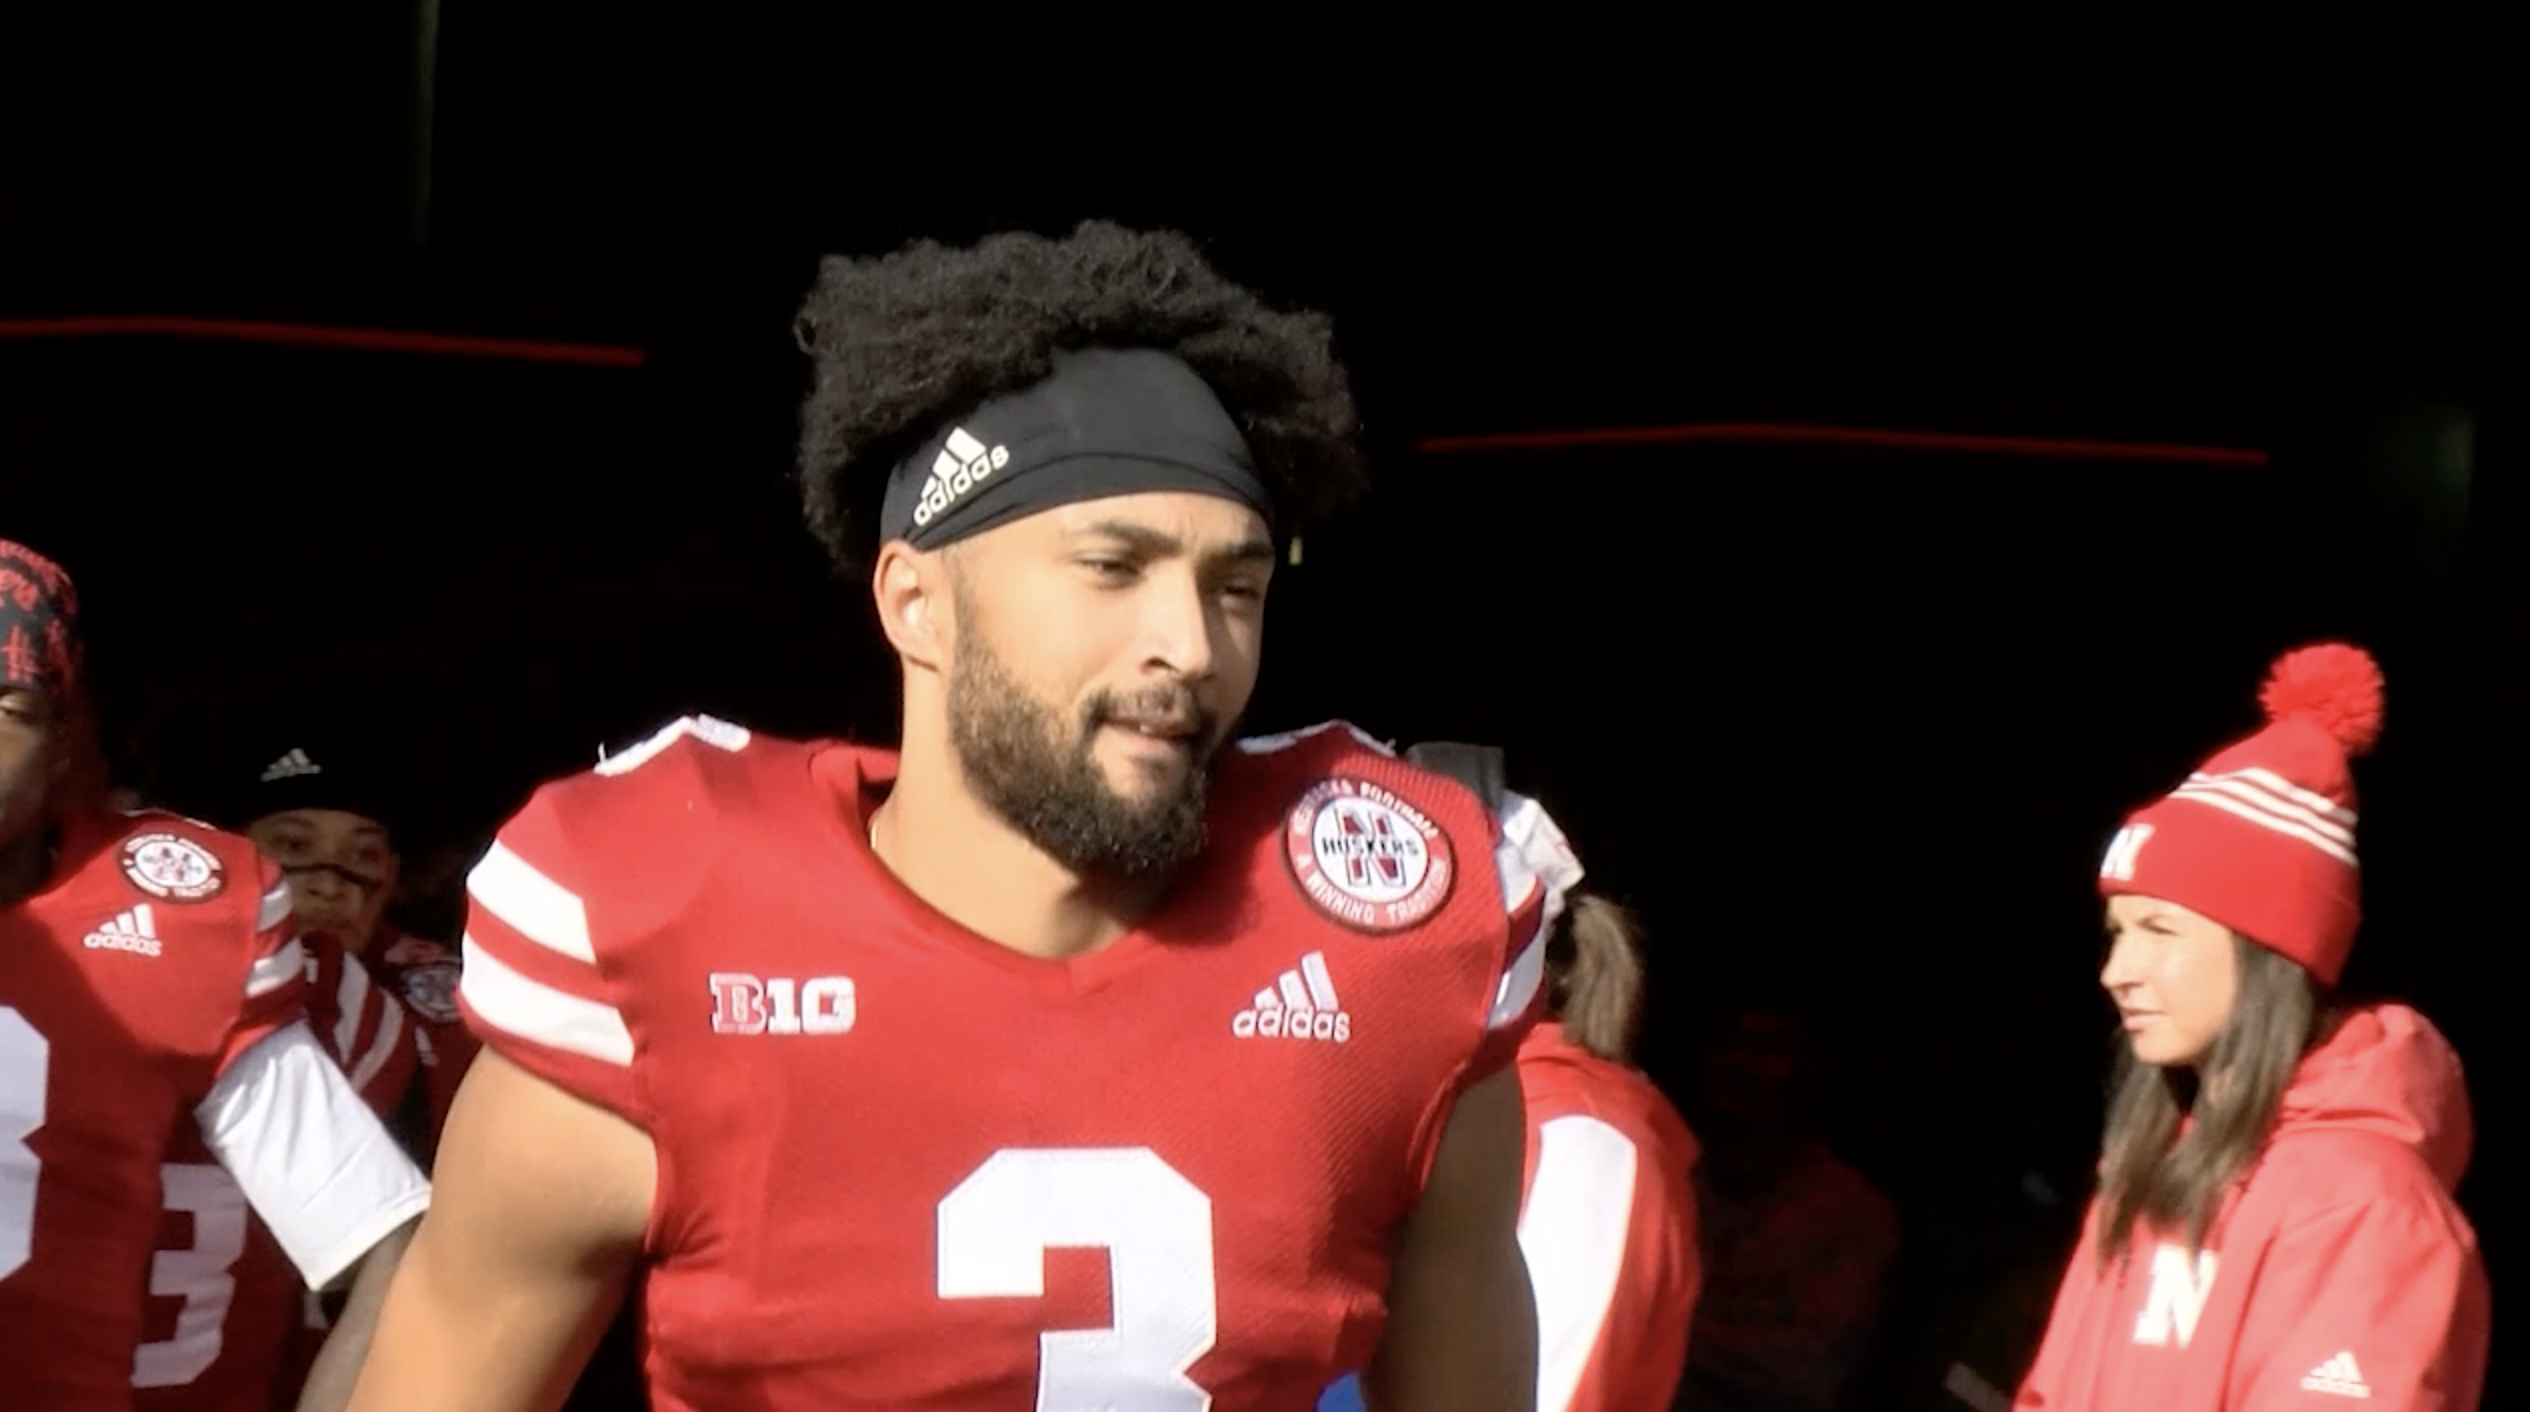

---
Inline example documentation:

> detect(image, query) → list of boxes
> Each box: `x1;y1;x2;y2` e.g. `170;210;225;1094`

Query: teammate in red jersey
231;735;475;1154
350;222;1569;1412
134;736;473;1412
1514;894;1701;1412
0;538;436;1412
1367;745;1700;1412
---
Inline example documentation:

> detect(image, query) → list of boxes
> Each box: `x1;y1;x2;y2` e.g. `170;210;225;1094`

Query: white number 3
938;1147;1219;1412
1;1006;46;1282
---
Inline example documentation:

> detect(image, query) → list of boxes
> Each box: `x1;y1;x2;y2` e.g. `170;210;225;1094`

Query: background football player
1;537;433;1412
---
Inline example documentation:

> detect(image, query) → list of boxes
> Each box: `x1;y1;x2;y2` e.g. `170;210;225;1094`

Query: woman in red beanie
2016;644;2489;1411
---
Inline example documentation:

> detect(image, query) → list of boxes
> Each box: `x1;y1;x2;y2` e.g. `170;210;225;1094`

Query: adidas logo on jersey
83;905;163;957
912;427;1011;528
2300;1352;2371;1398
1232;951;1351;1043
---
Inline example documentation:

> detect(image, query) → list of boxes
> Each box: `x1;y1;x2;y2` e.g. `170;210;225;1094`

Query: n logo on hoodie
2132;1245;2218;1349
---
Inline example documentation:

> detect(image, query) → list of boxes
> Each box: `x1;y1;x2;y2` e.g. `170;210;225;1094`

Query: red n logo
1335;807;1404;888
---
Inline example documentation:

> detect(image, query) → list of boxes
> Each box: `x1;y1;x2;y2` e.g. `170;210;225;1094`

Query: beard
945;624;1221;880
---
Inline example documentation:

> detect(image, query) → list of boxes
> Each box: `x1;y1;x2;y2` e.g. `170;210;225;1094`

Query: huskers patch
1284;777;1455;933
120;832;226;902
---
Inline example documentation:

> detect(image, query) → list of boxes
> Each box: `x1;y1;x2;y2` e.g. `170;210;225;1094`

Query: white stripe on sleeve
459;936;635;1066
244;939;307;1000
467;841;597;963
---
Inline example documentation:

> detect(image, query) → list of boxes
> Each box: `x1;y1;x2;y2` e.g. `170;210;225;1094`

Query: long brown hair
2095;933;2337;1266
1546;893;1647;1061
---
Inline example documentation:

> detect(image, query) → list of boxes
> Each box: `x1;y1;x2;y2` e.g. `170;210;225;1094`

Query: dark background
5;5;2519;1402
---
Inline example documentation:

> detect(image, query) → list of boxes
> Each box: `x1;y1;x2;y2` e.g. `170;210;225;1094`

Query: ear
871;540;950;671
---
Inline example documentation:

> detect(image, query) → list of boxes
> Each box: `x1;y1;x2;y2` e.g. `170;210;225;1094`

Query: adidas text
84;905;164;957
913;428;1011;528
1232;951;1352;1043
1233;1004;1351;1043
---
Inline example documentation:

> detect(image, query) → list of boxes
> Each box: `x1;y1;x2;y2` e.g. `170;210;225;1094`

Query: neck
871;724;1170;962
0;826;56;909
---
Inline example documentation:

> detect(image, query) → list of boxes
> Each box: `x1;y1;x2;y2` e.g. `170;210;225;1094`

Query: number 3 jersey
0;810;429;1411
458;716;1584;1412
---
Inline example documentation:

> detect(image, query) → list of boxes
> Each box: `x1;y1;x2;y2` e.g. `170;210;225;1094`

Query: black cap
224;733;401;834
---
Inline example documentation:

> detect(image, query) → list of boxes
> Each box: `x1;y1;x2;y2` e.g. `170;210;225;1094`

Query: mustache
1086;685;1218;742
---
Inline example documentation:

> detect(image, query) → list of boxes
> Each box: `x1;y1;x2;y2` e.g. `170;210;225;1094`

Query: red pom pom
2259;643;2386;757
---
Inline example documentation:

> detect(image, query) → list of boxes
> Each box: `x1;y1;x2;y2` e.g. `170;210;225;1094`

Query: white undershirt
194;1021;434;1290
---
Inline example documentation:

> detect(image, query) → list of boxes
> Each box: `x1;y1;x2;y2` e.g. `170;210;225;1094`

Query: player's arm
345;1048;653;1412
1362;1065;1539;1412
195;1021;435;1412
297;1215;418;1412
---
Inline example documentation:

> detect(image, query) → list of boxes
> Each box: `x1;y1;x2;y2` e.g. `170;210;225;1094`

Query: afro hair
791;220;1368;567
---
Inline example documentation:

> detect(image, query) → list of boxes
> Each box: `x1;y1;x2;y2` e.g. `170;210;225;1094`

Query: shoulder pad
594;714;755;777
1234;720;1396;759
1404;741;1507;814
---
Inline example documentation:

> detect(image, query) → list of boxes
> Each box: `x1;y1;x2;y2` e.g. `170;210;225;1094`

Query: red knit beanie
2097;643;2386;985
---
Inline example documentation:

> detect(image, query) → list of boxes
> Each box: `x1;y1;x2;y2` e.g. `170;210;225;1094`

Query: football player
230;734;474;1152
349;222;1580;1411
134;735;474;1412
1;537;435;1412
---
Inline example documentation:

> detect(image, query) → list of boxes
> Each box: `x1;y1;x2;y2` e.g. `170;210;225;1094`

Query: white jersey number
937;1147;1218;1412
0;1006;45;1282
131;1163;250;1387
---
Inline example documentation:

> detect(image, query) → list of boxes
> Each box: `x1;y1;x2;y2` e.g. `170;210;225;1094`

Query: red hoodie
1515;1023;1704;1412
2016;1004;2488;1411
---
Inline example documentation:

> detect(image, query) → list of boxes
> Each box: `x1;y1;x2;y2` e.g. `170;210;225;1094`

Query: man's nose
1138;571;1221;684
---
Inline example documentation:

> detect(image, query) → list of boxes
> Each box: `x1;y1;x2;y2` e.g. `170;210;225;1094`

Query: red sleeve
2230;1196;2489;1411
302;939;424;1120
1518;1111;1699;1412
453;783;644;1125
215;859;310;1076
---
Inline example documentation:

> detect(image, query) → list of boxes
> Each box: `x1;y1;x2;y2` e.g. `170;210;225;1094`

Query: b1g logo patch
120;833;226;902
398;962;463;1025
1285;777;1455;933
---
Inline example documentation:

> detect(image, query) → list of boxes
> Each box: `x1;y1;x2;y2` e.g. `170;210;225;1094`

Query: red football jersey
1515;1023;1703;1412
458;716;1575;1412
371;926;475;1155
134;931;423;1412
0;810;306;1412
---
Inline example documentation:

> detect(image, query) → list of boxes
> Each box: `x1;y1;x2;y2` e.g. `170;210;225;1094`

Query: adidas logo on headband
913;427;1012;530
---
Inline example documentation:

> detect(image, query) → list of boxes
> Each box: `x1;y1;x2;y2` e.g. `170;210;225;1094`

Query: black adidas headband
877;348;1276;551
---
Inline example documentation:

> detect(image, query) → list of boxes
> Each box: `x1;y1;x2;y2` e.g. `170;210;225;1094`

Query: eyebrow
1070;520;1277;569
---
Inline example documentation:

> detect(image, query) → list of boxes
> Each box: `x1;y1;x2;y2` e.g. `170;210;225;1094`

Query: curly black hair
792;220;1368;567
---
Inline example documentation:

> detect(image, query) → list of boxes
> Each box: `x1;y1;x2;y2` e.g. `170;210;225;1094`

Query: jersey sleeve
454;783;645;1125
217;859;313;1076
298;935;424;1120
1468;789;1584;1076
196;1022;433;1290
1519;1113;1642;1412
2229;1194;2489;1411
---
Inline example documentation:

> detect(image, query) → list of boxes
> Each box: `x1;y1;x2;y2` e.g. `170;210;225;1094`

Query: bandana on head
879;347;1276;551
0;539;82;698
